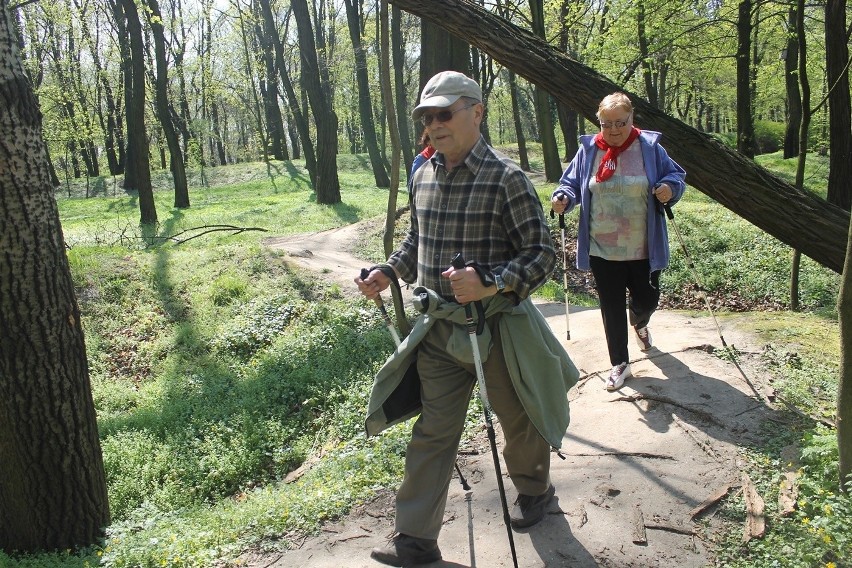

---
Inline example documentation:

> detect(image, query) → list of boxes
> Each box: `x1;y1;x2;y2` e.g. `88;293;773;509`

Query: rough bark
839;199;852;491
291;0;341;204
387;0;849;274
736;0;756;158
0;5;110;551
825;0;851;210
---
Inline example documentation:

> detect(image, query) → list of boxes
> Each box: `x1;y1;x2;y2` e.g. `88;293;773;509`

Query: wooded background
13;0;851;214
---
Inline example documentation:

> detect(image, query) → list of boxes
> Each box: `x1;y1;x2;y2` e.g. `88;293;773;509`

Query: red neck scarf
421;145;436;160
594;127;641;182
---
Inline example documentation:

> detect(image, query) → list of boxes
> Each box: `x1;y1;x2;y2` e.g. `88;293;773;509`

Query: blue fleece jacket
553;130;686;272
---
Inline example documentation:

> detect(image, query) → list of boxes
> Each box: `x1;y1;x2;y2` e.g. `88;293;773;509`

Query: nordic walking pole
451;253;519;568
551;190;571;340
360;268;401;347
662;204;762;400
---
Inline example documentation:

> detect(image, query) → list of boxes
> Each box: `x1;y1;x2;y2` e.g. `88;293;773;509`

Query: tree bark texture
825;0;851;210
291;0;341;204
782;7;801;160
387;0;849;274
0;6;110;552
736;0;755;158
119;0;156;224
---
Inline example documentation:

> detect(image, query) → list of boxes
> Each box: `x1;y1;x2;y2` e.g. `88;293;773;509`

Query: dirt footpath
254;226;780;568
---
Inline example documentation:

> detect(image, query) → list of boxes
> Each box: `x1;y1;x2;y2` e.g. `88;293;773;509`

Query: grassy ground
2;152;848;567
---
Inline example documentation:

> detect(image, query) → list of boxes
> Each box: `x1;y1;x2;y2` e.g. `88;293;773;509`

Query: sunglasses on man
420;103;476;126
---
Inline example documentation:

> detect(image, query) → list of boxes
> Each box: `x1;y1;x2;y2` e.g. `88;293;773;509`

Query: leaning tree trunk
386;0;849;274
0;6;110;551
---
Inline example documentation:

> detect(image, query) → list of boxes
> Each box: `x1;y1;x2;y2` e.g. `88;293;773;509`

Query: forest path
254;222;777;568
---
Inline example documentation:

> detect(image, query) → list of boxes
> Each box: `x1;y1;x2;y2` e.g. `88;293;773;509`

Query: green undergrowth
4;152;846;567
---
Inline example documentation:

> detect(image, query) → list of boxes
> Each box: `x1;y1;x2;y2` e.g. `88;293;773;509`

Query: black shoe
370;533;442;566
510;484;555;529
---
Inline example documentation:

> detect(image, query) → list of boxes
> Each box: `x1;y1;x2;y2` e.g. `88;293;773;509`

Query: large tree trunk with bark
529;0;561;182
119;0;157;224
825;0;851;211
0;6;110;551
291;0;340;204
782;7;801;160
736;0;756;158
387;0;849;274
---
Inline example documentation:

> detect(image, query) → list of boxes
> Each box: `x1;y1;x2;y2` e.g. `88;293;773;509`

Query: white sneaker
634;326;652;351
606;362;631;391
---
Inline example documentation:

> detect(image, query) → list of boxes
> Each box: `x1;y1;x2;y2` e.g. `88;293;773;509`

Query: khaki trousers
394;315;551;540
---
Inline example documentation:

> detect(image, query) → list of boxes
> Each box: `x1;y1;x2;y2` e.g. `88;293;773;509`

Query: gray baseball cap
412;71;482;120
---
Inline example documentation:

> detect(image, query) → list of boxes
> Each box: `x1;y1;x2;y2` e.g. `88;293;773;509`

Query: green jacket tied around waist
365;288;579;449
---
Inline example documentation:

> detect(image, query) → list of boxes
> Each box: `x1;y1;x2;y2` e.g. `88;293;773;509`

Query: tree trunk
147;0;189;209
386;0;849;274
529;0;561;182
254;6;287;161
379;0;411;337
258;0;317;185
419;18;470;84
791;0;811;309
291;0;341;204
839;213;852;492
0;6;110;551
825;0;851;210
736;0;755;158
508;70;530;171
783;7;801;159
345;0;390;187
637;0;658;108
119;0;156;224
391;6;414;175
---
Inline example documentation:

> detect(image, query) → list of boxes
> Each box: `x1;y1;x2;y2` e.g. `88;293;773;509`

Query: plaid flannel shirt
388;136;555;301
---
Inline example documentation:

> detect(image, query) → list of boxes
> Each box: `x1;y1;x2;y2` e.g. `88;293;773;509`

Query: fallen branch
564;451;675;460
742;473;766;542
147;224;269;246
632;504;647;544
690;482;738;519
645;523;696;536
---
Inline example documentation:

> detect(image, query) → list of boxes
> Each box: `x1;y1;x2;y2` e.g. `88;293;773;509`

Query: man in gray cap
356;70;577;566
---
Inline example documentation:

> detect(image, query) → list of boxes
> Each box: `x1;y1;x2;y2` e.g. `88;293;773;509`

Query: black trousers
589;256;661;366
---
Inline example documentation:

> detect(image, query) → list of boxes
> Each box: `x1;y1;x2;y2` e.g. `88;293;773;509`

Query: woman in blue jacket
551;92;686;391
